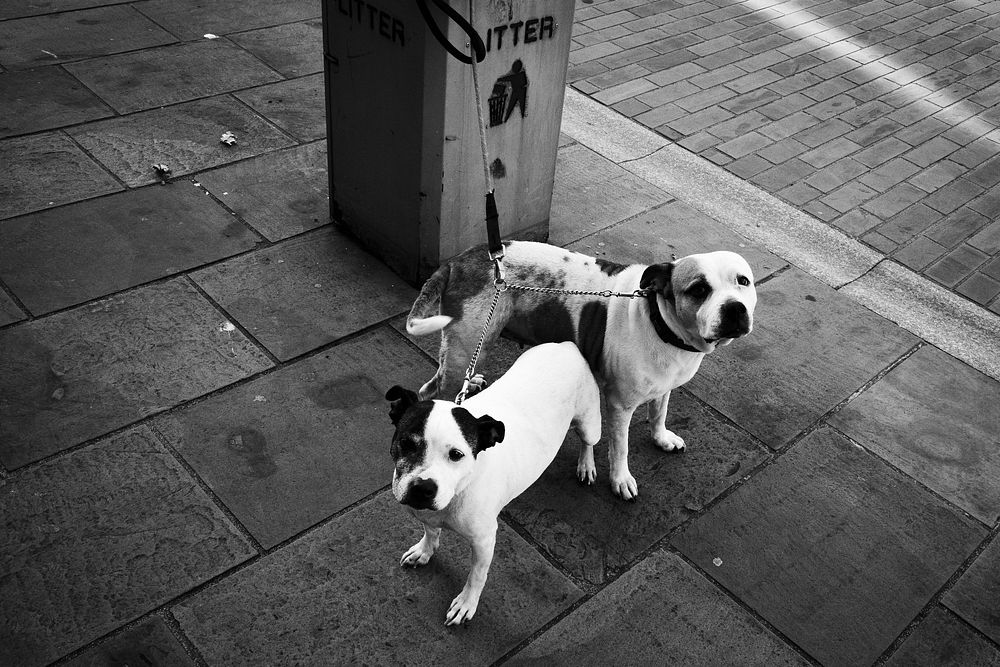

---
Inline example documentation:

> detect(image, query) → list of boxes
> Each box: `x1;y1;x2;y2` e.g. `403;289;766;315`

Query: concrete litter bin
322;0;575;284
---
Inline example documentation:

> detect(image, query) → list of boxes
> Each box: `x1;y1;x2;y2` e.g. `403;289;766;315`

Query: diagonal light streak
740;0;999;143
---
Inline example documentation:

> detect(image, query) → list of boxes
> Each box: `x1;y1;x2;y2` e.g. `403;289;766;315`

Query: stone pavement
572;0;1000;314
0;1;999;666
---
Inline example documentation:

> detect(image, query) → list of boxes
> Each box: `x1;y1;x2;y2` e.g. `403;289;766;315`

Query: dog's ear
640;262;674;301
474;414;505;454
385;385;418;425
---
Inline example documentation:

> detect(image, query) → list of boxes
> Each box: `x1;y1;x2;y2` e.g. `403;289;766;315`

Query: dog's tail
406;265;453;336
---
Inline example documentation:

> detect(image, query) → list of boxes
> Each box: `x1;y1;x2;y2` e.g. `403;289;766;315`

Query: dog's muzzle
401;477;438;510
715;300;752;339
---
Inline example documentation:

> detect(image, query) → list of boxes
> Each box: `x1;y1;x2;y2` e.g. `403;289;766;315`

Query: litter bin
322;0;575;284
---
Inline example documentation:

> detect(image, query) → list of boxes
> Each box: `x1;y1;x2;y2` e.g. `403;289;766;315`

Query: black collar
646;291;703;353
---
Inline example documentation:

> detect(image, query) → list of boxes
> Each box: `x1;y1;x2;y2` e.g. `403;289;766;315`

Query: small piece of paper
220;131;237;146
152;163;171;175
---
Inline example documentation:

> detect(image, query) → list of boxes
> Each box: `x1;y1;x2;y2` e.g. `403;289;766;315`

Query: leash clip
455;378;471;405
492;257;507;292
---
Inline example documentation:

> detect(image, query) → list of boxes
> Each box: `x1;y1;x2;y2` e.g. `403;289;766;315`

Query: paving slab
0;426;255;666
153;327;434;548
195;141;329;242
0;182;261;315
137;0;320;41
0;5;175;70
0;67;113;138
173;492;583;664
548;143;670;247
830;344;1000;524
0;0;130;20
673;427;987;667
0;291;25;328
234;73;326;142
67;95;295;187
944;537;1000;645
843;259;1000;382
191;226;415;361
686;267;919;449
565;199;785;281
229;20;324;78
0;131;123;220
64;39;282;114
0;279;272;468
511;550;806;665
63;616;194;667
887;606;1000;666
507;389;768;585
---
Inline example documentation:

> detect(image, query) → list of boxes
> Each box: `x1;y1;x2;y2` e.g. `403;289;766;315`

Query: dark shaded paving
0;1;998;664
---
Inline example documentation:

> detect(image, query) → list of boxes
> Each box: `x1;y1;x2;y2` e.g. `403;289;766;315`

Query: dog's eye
686;281;710;299
448;449;465;462
737;275;750;287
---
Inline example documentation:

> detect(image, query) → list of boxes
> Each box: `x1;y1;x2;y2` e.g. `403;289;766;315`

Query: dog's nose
403;478;438;509
718;300;751;338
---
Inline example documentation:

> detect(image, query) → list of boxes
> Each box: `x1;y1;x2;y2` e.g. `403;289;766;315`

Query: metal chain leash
504;282;651;300
454;260;653;404
455;261;505;405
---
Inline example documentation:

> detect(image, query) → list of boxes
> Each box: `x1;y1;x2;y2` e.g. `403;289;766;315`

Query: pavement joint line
878;525;1000;663
64;126;130;190
827;419;992;531
182;274;281;368
157;608;209;667
147;419;266;556
668;546;821;667
187;176;270;244
560;86;1000;383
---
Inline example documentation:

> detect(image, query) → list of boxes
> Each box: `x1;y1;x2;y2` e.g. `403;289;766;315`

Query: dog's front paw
611;471;639;500
653;428;686;452
445;587;481;626
576;446;597;485
400;540;435;567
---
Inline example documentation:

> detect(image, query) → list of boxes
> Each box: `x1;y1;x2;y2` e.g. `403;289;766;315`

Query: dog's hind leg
576;442;597;485
427;301;511;400
648;391;686;452
418;337;450;400
574;389;602;485
418;331;473;400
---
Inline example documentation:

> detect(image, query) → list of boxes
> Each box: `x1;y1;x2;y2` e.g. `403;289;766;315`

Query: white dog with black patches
386;342;601;625
405;240;757;500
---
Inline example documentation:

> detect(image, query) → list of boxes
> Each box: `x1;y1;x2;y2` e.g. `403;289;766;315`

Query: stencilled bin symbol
488;59;528;127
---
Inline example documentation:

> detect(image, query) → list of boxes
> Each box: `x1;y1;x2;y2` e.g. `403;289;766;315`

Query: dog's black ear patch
386;385;419;425
475;414;505;453
640;262;675;304
452;407;505;456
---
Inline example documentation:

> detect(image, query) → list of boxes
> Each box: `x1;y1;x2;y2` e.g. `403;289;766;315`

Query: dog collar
646;291;703;353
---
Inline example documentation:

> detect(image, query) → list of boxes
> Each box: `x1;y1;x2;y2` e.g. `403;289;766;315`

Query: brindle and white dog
406;241;757;500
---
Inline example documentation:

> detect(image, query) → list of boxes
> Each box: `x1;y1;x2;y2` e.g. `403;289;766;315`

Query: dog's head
384;386;505;511
639;250;757;353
